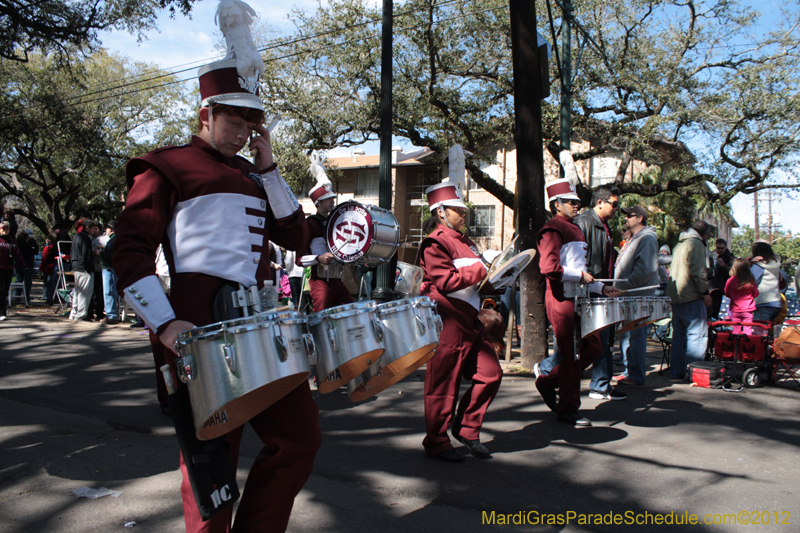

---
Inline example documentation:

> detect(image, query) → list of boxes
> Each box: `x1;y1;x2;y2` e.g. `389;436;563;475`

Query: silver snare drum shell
617;296;654;334
307;300;385;394
578;297;626;339
175;310;311;441
347;296;442;402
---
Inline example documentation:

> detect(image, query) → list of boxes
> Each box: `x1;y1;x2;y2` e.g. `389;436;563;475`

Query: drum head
326;202;375;263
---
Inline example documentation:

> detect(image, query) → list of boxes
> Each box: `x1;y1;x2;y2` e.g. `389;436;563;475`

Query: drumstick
617;285;661;294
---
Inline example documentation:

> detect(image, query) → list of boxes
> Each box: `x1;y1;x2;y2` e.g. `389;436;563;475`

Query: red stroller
708;320;774;388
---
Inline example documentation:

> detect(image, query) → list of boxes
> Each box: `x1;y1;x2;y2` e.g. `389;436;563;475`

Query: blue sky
97;0;798;236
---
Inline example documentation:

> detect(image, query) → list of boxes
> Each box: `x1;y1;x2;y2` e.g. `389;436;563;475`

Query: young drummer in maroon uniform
297;182;354;312
419;183;502;462
113;57;320;532
535;179;619;427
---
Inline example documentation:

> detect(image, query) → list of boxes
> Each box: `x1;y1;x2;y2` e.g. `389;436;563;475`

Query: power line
1;0;503;118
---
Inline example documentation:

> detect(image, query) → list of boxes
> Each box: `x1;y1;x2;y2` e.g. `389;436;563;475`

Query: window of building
469;205;495;237
590;153;623;185
355;171;380;197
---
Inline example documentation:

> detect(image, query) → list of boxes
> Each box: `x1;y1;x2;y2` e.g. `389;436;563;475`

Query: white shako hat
545;177;581;203
425;182;467;211
198;0;266;111
309;183;336;204
199;60;264;111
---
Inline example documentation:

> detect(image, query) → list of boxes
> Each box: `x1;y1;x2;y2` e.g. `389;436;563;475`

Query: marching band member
296;158;354;312
535;179;620;427
419;183;502;462
113;3;320;530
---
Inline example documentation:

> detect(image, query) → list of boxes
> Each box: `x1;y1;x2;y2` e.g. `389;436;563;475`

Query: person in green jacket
665;220;712;380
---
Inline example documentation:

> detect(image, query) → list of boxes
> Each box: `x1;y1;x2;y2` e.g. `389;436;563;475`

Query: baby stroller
707;320;774;388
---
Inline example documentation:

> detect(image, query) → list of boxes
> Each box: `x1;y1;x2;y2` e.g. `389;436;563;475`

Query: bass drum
175;311;313;440
325;201;400;267
347;296;442;402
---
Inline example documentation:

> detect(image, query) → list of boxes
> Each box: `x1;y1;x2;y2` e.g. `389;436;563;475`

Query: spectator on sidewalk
708;238;735;319
40;234;59;305
612;206;659;385
15;230;38;303
0;221;26;320
666;220;712;379
69;219;101;321
100;221;119;324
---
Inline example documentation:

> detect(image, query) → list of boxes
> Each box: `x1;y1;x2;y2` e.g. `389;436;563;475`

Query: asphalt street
1;307;799;532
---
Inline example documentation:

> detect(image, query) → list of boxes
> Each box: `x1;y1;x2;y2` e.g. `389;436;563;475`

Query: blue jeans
43;272;58;303
539;344;560;375
619;325;647;383
15;267;33;302
589;328;614;392
670;299;708;378
102;268;119;320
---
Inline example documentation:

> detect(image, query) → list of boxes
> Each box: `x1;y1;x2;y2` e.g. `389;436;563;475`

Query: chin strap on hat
439;207;456;231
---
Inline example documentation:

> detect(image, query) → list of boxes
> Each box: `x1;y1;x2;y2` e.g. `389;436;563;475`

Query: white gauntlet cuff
123;275;176;331
300;255;319;267
261;167;300;219
561;267;583;283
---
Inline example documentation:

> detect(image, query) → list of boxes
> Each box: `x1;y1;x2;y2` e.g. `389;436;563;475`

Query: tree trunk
510;0;549;369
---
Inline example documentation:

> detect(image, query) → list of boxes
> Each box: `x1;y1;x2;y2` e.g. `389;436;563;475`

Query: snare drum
307;300;385;393
346;296;442;402
175;311;314;440
325;201;400;267
617;297;653;334
578;297;626;338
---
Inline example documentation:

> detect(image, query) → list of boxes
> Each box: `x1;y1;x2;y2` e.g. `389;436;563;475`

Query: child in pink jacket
725;258;759;334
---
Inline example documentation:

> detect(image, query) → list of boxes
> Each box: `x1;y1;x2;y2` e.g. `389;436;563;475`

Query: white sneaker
589;389;627;401
0;316;6;321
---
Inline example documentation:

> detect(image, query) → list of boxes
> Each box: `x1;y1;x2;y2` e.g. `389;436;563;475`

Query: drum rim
177;311;307;345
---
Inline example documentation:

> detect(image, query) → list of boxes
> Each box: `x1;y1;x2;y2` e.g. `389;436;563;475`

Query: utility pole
754;191;760;241
372;0;396;302
560;0;573;164
510;0;549;369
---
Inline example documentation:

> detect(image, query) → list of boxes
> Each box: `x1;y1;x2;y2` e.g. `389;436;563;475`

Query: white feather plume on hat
216;0;265;82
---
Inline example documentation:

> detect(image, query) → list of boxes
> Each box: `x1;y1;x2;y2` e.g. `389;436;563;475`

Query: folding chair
652;314;672;375
8;282;27;307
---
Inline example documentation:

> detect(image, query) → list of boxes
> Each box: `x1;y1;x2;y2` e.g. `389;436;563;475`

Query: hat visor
430;199;467;211
202;94;264;111
314;192;337;204
551;192;581;202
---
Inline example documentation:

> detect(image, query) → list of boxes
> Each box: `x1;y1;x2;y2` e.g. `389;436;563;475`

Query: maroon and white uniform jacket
538;215;603;301
113;136;307;333
420;225;487;321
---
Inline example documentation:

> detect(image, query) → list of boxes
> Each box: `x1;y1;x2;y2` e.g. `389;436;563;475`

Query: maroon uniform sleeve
538;228;565;282
421;240;485;295
113;167;177;289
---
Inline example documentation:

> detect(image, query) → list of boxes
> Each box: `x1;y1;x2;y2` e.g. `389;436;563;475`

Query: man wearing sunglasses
613;206;659;385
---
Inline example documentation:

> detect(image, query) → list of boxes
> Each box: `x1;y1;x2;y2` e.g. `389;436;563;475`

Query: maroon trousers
423;302;502;457
309;278;353;313
539;291;600;414
180;383;321;533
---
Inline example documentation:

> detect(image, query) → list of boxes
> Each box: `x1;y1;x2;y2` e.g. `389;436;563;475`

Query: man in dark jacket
15;230;38;303
535;184;626;402
69;219;101;321
708;238;734;319
1;221;26;320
